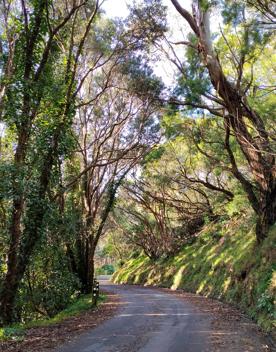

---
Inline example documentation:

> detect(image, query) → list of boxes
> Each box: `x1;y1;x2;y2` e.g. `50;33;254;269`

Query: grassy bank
0;293;105;341
113;214;276;333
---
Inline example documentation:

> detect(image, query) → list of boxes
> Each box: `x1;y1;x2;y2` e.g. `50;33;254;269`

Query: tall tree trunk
0;129;29;323
82;176;128;293
86;239;96;293
198;13;276;240
256;186;276;243
0;0;48;324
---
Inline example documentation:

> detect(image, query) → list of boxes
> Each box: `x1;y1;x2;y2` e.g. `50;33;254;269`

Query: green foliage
119;55;164;101
225;194;249;217
96;264;115;275
128;0;167;47
221;0;247;25
175;34;211;105
257;292;274;318
143;145;165;164
0;294;106;341
31;294;106;327
18;245;81;320
0;326;25;342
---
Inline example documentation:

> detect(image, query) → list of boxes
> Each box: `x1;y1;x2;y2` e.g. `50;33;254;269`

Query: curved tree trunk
170;0;276;241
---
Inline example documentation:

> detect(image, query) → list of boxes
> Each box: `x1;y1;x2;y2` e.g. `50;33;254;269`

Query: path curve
55;279;274;352
55;280;276;352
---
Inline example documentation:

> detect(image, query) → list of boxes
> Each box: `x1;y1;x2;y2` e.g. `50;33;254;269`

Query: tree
46;9;165;293
0;0;100;324
66;60;162;291
114;145;214;260
168;0;275;242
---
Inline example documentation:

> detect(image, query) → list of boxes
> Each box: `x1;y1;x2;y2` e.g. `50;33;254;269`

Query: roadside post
92;279;100;306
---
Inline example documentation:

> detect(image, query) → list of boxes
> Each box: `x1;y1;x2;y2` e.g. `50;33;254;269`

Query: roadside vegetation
0;294;105;341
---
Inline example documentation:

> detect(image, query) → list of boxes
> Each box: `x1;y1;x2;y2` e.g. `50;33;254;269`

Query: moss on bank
113;214;276;333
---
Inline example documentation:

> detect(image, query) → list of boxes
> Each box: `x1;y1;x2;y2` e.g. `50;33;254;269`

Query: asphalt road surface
55;279;211;352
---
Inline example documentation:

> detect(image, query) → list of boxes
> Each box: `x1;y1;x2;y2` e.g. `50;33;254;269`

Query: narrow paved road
55;279;211;352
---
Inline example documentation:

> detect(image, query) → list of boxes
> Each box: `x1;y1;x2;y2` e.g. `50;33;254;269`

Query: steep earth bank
113;214;276;336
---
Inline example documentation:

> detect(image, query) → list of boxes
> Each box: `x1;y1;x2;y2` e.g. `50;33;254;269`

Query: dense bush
96;264;115;275
17;246;81;321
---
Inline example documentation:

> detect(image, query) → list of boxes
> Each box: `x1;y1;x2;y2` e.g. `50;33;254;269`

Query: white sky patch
101;0;192;23
0;122;6;137
101;0;129;18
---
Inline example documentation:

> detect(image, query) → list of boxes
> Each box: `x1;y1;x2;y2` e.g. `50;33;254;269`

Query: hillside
113;214;276;334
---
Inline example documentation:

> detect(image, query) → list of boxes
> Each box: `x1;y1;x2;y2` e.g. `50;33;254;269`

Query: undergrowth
0;293;105;341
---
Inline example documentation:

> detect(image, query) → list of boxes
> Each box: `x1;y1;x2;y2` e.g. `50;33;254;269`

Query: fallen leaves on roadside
163;288;275;352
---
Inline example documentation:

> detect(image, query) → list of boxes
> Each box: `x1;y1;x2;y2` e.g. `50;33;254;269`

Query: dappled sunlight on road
118;313;191;317
55;283;273;352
